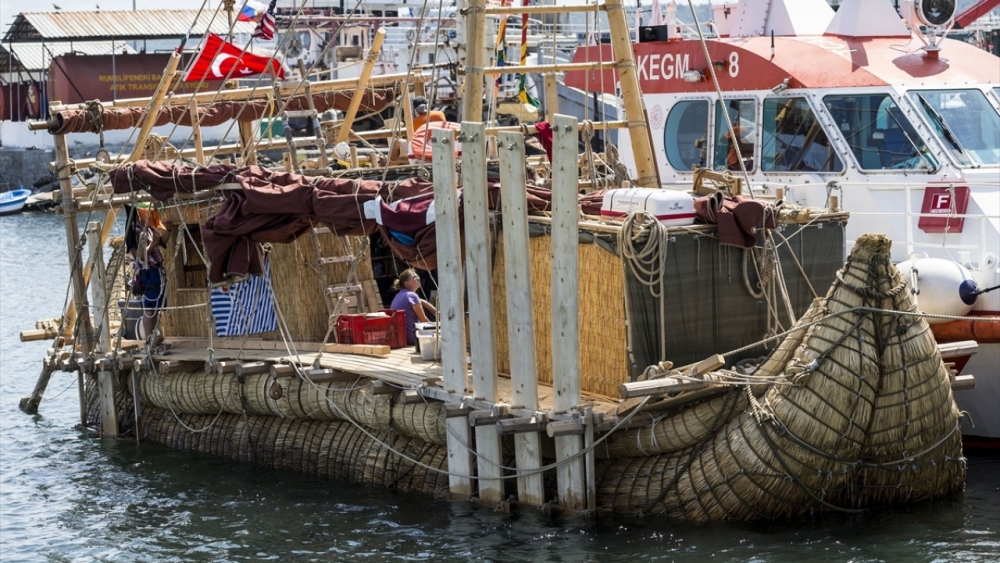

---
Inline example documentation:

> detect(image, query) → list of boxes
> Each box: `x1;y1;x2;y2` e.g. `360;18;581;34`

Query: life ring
408;121;461;162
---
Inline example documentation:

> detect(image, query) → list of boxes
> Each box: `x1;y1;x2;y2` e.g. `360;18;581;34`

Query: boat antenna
686;0;755;198
770;30;774;58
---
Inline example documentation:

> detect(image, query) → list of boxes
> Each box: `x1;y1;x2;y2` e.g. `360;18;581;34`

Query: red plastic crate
336;309;407;348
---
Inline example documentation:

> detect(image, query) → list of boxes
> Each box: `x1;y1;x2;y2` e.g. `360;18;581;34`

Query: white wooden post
497;131;544;505
550;115;585;509
88;221;118;437
461;121;504;503
431;128;474;496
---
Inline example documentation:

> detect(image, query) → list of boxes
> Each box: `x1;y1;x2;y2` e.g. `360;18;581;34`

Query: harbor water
1;211;998;562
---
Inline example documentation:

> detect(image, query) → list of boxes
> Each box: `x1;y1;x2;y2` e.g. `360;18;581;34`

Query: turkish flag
183;33;285;83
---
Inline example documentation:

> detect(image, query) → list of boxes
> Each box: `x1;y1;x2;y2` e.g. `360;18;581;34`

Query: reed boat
569;0;1000;441
16;0;971;519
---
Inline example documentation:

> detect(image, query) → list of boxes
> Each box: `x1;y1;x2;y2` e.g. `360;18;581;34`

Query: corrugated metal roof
2;10;258;43
0;41;137;73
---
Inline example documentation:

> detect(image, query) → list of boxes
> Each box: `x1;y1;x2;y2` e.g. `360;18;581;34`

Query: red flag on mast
183;33;285;82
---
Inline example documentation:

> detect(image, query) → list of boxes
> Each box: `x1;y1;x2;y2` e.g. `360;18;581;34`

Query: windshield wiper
916;93;969;159
884;105;937;170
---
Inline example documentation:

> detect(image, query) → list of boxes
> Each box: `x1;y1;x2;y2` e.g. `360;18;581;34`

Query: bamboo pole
400;79;415;141
111;73;423;108
485;120;627;136
28;74;429;131
550;114;584;509
544;74;559;121
462;0;487;122
54;133;93;425
604;0;660;187
432;128;473;496
128;52;181;162
484;4;603;14
71;127;397;169
335;28;387;145
498;131;544;506
238;121;257;166
461;121;503;503
87;221;118;436
480;61;617;75
86;222;111;352
189;97;205;165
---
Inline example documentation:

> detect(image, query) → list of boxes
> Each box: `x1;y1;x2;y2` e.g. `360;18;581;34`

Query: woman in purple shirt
390;269;437;345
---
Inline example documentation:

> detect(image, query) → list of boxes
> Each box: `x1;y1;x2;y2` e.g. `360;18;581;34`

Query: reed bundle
141;407;450;495
594;234;964;519
849;244;965;505
604;299;828;458
136;371;446;445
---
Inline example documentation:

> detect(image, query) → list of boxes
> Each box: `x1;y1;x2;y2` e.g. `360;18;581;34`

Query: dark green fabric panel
620;220;846;380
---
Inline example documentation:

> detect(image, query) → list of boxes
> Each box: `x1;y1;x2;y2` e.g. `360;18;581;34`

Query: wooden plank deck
150;341;623;417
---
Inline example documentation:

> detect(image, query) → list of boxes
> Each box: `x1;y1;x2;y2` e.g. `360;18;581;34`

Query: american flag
252;0;277;40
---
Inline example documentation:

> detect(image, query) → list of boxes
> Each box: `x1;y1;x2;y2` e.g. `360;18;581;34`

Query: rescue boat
567;0;1000;441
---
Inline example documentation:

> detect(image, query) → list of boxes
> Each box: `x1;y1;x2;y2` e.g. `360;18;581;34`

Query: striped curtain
210;260;278;337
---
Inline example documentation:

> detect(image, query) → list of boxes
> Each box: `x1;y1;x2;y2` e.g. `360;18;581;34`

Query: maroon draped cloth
694;192;782;248
109;161;554;283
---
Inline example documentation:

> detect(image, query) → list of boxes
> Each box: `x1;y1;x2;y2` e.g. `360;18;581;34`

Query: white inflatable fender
896;258;979;324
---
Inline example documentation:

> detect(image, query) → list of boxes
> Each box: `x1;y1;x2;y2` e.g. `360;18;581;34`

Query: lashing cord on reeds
143;350;232;435
636;386;744;515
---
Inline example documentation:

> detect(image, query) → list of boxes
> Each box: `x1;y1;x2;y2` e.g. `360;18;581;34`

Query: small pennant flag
183;33;284;82
253;0;278;41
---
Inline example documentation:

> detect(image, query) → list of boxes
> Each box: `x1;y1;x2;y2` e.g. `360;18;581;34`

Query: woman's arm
412;303;430;323
420;299;437;317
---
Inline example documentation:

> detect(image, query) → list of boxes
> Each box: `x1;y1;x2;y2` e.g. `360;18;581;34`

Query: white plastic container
416;329;441;361
600;188;697;226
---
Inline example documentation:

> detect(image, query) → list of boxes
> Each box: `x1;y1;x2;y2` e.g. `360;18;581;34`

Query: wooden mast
461;0;487;123
128;53;182;162
335;28;387;145
604;0;660;187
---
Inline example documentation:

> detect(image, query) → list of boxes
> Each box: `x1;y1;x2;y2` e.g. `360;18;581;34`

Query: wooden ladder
273;59;331;175
309;226;368;321
309;227;384;321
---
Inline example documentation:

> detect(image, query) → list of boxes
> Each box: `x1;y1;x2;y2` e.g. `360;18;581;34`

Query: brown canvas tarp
49;89;394;135
109;161;552;283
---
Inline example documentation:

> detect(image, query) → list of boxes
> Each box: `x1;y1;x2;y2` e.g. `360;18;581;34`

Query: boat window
713;99;756;172
761;97;843;173
663;100;709;171
908;89;1000;167
993;87;1000;104
823;94;937;171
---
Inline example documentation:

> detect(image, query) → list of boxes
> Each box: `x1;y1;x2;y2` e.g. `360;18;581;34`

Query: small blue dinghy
0;188;31;215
